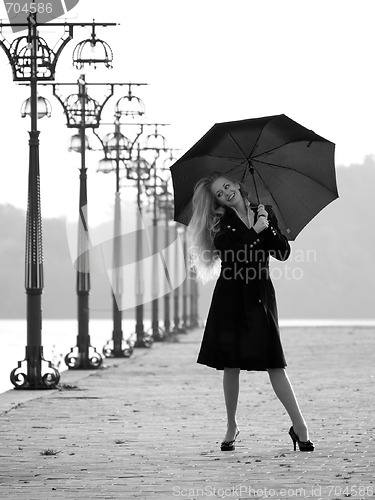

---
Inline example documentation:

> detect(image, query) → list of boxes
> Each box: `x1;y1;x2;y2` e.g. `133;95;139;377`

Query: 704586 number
327;485;374;497
5;3;53;14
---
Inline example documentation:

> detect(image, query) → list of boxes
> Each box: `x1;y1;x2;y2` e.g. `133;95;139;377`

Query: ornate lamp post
162;151;190;333
142;127;170;342
98;121;163;349
98;121;133;358
96;86;148;356
125;143;154;348
154;173;175;337
189;267;200;328
181;225;190;330
0;13;115;388
162;149;200;330
173;223;187;334
51;75;119;369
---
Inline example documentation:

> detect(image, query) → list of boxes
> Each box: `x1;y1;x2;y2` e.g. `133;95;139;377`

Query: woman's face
211;177;241;208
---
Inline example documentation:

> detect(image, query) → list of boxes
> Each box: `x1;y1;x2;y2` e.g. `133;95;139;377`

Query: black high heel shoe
289;426;314;452
220;428;240;451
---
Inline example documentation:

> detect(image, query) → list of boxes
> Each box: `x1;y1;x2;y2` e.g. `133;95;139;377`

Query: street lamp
189;267;200;329
142;127;170;342
97;119;132;357
51;75;117;370
153;172;175;338
95;86;150;355
159;151;180;336
180;225;190;330
0;13;115;389
173;224;188;334
125;144;154;348
115;86;145;117
73;24;113;69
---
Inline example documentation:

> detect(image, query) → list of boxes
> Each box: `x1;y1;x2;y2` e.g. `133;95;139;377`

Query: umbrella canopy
170;114;338;240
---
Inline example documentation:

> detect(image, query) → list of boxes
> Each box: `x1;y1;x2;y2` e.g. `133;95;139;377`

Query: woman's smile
211;177;242;208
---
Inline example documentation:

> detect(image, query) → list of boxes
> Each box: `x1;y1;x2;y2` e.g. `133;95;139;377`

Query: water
0;319;150;395
1;318;374;395
279;318;375;327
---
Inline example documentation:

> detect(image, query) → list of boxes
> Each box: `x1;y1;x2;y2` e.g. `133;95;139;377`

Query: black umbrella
170;114;338;240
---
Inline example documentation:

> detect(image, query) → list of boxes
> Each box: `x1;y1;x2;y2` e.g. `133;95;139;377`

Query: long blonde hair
188;172;250;283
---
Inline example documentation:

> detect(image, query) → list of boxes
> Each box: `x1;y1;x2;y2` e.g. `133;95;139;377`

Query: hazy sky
0;0;374;225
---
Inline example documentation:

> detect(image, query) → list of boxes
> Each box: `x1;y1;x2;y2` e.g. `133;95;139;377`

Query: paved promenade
0;325;374;500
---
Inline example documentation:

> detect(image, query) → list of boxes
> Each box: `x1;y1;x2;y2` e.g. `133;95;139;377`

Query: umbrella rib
183;154;246;163
226;124;273;164
225;130;249;161
251;138;333;160
246;122;271;160
180;154;248;176
226;160;248;176
251;140;300;159
254;158;337;193
225;129;263;183
252;168;290;231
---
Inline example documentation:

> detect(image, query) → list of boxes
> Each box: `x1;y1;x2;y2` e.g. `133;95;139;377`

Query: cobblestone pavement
0;325;374;500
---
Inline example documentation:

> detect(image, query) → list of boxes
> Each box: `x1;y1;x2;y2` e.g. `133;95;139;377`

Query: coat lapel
221;205;258;232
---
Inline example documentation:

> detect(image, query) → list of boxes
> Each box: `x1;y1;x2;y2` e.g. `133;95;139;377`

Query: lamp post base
162;324;172;339
134;331;153;348
189;318;200;329
151;324;165;342
102;337;133;358
65;339;102;370
10;346;60;390
173;323;187;334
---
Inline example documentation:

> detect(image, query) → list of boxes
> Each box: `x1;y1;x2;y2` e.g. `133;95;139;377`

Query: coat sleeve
262;205;291;261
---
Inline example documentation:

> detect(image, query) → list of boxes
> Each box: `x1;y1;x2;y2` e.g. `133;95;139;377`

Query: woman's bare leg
223;367;240;441
267;368;309;441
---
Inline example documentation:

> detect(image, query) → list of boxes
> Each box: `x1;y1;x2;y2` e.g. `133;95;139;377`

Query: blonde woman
188;172;314;452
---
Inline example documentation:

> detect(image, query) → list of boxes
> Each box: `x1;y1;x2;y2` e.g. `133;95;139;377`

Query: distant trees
198;158;375;320
1;158;375;319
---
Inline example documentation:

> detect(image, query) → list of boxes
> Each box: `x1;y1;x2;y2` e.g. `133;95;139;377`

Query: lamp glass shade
21;96;52;119
68;134;91;152
126;157;151;181
143;133;167;151
97;157;116;174
73;38;113;69
102;132;130;158
115;95;145;117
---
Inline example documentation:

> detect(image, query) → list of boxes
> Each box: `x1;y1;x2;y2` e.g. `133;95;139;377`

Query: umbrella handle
249;165;260;205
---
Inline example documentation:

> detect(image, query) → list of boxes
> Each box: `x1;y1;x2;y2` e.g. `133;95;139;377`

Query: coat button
258;299;262;304
232;228;236;231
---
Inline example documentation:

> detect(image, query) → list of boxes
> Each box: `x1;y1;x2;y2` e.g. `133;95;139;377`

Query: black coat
197;205;291;371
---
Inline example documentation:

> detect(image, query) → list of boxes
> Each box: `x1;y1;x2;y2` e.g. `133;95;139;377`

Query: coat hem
197;360;287;371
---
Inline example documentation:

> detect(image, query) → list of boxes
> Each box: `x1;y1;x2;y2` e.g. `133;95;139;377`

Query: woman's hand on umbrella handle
257;204;268;219
253;216;269;233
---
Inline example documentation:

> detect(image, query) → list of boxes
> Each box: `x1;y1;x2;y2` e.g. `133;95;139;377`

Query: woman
188;172;314;452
